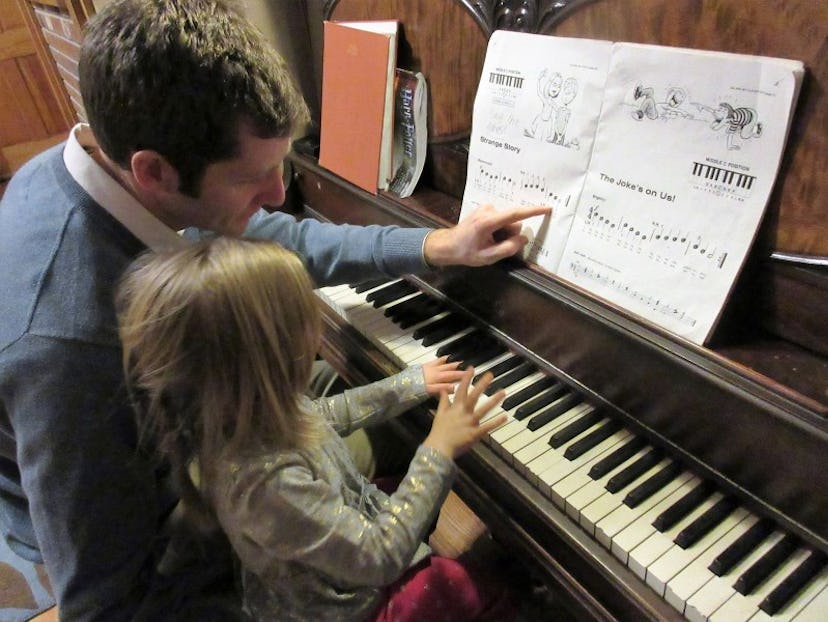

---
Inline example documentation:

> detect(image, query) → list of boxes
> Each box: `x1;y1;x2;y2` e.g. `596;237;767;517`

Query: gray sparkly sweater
213;367;455;622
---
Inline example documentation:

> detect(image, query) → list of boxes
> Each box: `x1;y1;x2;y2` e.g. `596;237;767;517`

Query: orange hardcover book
319;20;398;194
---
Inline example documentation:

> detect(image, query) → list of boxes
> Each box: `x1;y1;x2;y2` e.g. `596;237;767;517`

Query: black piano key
352;277;390;293
501;376;558;411
436;330;482;358
526;392;582;430
652;481;716;533
486;361;536;395
588;436;648;480
759;550;827;615
394;300;446;329
418;317;467;347
733;533;799;595
412;313;460;339
674;495;738;549
605;449;663;493
708;517;775;576
475;355;521;382
462;342;508;368
623;461;682;509
434;330;480;363
548;408;603;448
366;280;417;306
564;420;623;460
514;382;568;419
384;292;427;318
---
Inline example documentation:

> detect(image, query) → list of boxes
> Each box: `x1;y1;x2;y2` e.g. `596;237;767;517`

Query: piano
284;1;828;620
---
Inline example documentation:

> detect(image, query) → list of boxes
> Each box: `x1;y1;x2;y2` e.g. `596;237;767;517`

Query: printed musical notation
461;30;801;343
470;161;572;209
568;259;699;330
580;203;729;277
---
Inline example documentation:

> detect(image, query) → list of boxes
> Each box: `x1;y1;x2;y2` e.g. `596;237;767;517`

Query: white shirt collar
63;123;188;252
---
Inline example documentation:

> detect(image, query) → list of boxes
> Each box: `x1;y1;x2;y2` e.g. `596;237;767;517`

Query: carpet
0;537;53;622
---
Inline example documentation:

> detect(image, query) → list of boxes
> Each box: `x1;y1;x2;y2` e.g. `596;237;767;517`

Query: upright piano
285;1;828;620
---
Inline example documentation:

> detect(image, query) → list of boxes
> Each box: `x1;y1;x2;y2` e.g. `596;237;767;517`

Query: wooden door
1;0;92;186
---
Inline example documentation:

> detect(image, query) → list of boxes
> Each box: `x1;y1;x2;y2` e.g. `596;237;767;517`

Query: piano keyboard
316;279;828;622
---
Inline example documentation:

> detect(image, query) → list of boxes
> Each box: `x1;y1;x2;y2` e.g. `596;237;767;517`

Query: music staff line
471;164;573;208
568;259;699;329
582;206;729;270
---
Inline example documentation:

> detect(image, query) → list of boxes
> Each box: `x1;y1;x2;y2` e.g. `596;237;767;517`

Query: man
0;0;549;619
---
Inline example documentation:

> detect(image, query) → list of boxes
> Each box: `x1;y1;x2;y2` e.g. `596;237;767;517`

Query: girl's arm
217;370;504;589
313;358;465;436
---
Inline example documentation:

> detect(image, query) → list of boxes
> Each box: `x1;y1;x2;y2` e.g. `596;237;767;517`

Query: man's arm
423;204;551;267
240;211;430;286
237;203;551;286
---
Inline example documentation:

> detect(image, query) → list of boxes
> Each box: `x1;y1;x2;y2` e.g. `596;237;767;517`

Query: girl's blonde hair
116;237;322;528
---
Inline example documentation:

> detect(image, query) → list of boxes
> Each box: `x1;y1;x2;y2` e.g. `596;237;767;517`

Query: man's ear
130;150;180;195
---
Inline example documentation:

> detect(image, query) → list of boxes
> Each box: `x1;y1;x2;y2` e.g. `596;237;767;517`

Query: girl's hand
423;368;507;460
422;356;466;396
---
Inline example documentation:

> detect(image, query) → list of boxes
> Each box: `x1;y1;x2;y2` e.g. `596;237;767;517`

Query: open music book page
460;31;803;345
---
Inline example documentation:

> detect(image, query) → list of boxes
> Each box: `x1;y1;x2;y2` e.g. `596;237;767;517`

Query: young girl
116;237;515;622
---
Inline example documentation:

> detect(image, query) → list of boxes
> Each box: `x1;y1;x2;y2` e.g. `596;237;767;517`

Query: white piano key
541;428;632;504
478;376;552;450
319;282;369;302
393;326;475;366
514;406;596;478
486;373;551;446
326;281;390;306
319;282;828;622
595;470;695;551
563;445;651;523
374;310;451;345
316;284;368;316
627;491;724;580
709;547;812;622
378;316;452;363
348;289;420;318
468;350;511;372
580;456;674;537
790;579;828;621
351;306;424;341
684;530;786;622
611;476;701;564
503;402;592;471
647;506;751;597
754;567;828;622
665;513;760;614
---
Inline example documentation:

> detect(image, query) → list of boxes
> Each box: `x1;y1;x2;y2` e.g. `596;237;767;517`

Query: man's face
173;127;292;236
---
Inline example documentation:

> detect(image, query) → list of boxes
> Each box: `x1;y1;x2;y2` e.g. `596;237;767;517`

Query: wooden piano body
286;1;828;619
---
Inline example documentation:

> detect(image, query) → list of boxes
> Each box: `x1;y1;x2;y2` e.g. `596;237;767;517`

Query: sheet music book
319;20;398;194
460;31;803;344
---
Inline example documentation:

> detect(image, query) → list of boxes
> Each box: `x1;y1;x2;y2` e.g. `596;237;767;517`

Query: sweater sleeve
223;443;455;588
187;210;432;287
311;366;428;436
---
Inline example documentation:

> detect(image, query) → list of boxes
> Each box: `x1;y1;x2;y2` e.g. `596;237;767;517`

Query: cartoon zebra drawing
697;102;763;150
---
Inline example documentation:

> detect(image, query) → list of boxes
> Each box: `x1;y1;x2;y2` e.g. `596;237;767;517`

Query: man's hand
423;204;551;267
